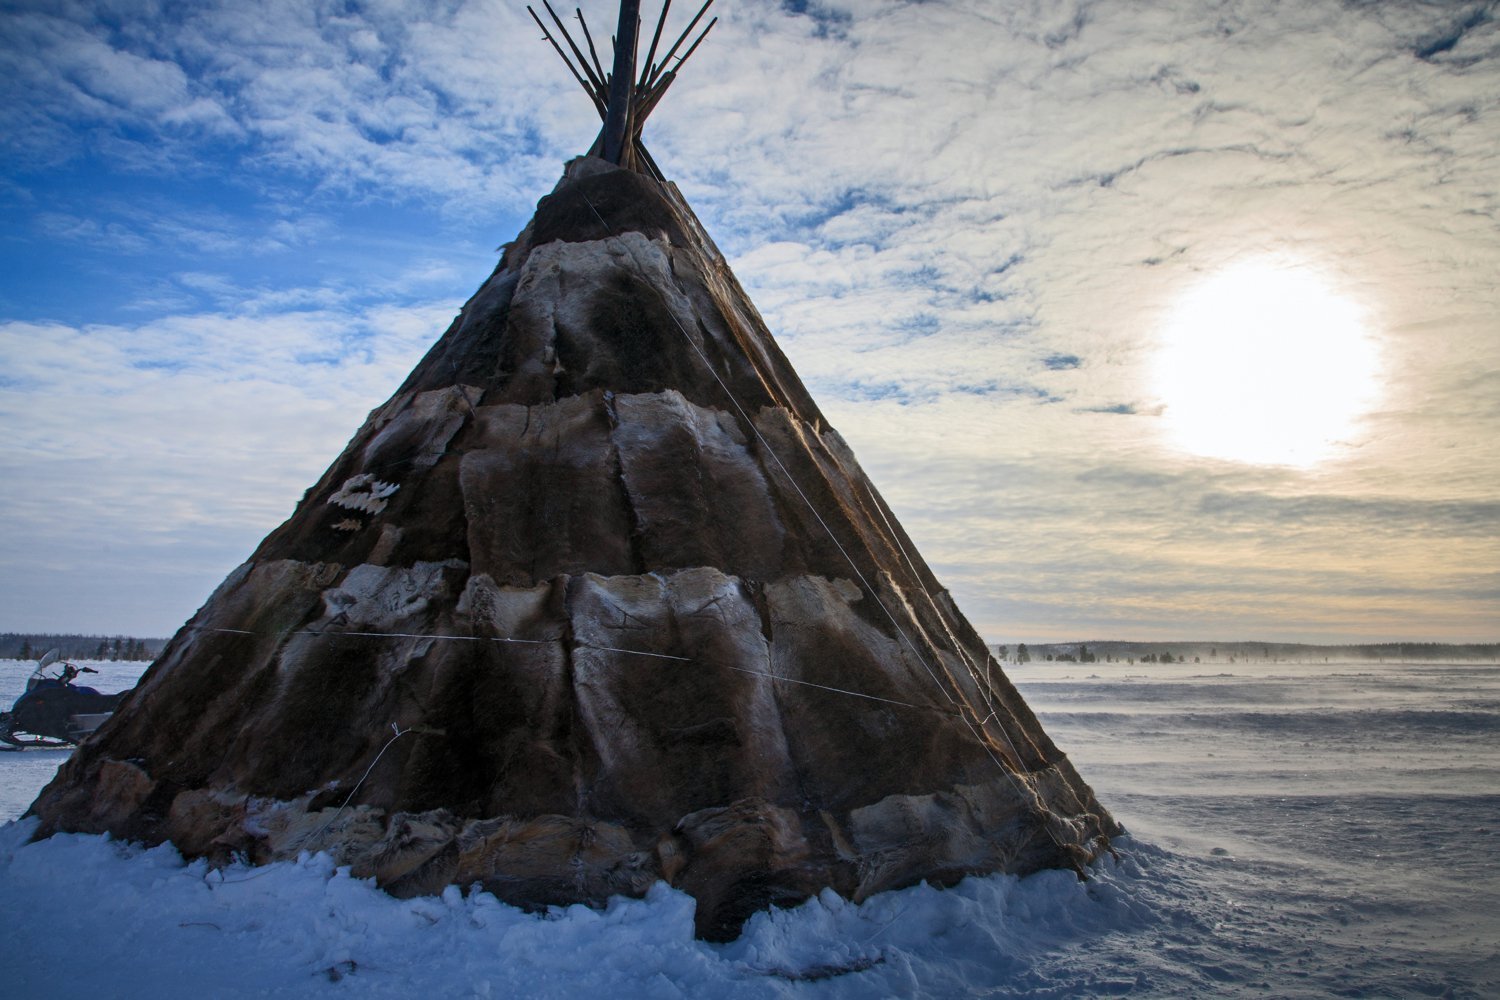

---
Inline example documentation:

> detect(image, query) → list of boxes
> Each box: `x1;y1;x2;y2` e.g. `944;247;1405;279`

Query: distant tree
1194;656;1201;663
1210;647;1217;659
18;638;32;660
95;639;109;659
995;645;1008;662
1016;644;1031;664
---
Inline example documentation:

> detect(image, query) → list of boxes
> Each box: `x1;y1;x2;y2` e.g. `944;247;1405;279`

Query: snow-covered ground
1;656;1496;997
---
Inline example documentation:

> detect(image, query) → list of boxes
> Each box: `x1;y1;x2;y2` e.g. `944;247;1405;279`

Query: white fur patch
328;474;399;515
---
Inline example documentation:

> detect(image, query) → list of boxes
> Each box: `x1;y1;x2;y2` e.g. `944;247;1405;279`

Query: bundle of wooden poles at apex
527;0;718;180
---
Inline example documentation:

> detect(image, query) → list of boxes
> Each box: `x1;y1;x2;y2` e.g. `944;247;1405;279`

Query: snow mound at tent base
1;816;1153;998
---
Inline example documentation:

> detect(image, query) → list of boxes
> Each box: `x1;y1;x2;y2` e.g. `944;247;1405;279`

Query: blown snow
2;657;1496;997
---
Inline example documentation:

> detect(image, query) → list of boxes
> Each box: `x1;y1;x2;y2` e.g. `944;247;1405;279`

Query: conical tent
30;4;1116;940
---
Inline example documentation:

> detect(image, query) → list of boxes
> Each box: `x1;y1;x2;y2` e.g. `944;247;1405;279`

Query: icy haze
2;657;1496;996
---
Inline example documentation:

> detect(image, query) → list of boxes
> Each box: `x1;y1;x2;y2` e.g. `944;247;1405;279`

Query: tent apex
529;0;718;178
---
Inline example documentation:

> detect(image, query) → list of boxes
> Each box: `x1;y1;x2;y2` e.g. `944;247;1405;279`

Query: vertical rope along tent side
571;191;1072;842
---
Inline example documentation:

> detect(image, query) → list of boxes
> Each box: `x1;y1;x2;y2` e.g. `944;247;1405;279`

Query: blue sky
2;0;1497;643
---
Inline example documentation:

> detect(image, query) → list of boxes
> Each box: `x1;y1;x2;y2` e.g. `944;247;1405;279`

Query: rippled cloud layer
1;0;1496;641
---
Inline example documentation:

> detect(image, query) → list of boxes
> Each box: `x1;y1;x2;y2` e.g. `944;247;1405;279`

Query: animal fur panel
29;158;1117;941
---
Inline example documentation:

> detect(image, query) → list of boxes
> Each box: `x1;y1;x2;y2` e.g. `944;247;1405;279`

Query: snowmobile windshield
26;661;75;691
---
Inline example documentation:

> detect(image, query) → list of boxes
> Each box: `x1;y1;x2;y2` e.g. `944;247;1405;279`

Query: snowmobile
0;650;128;750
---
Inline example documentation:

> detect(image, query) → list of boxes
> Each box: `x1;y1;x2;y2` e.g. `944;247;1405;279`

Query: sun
1151;257;1381;467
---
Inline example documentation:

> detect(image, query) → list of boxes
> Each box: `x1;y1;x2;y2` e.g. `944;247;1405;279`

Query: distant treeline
1;633;168;662
989;640;1500;664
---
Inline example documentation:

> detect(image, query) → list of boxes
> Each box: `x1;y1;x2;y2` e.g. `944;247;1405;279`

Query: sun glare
1152;258;1381;467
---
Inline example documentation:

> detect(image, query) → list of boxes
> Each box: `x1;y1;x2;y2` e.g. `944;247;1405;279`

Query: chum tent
30;0;1117;940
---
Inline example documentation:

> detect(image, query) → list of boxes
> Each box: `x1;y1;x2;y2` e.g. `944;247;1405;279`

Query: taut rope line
573;191;1042;786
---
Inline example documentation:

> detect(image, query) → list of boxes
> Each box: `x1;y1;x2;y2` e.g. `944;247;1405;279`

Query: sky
1;0;1496;644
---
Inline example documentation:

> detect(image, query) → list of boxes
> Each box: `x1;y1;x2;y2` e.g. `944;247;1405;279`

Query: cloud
1411;5;1495;64
34;204;297;257
33;212;154;253
1197;492;1500;537
2;0;575;211
0;292;449;633
1;0;1497;641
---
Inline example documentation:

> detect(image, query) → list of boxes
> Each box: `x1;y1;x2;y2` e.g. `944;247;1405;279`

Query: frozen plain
1;656;1496;998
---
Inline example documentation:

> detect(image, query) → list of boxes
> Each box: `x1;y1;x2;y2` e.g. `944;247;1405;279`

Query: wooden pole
638;0;672;89
541;1;607;96
643;0;713;92
528;6;607;116
602;0;641;165
574;8;610;93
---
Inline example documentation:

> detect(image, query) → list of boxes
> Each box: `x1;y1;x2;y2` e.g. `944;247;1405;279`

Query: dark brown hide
30;157;1117;940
